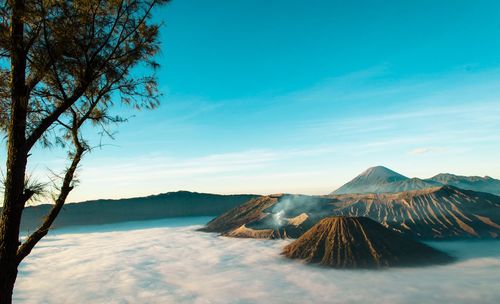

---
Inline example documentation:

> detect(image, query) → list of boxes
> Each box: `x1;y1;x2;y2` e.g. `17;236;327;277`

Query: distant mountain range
202;186;500;239
11;191;258;231
332;166;500;196
12;166;500;238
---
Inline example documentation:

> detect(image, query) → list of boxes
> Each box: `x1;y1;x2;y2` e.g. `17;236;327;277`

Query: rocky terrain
282;216;453;268
199;195;281;234
202;186;500;239
331;186;500;238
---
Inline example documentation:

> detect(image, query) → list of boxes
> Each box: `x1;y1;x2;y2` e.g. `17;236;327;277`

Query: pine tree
0;1;168;302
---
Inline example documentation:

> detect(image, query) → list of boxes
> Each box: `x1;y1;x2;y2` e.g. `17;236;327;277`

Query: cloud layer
15;218;500;304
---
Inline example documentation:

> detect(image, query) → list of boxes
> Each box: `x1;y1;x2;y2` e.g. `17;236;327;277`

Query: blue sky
3;0;500;202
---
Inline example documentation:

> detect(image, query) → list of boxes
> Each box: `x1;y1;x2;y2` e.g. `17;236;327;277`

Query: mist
15;218;500;304
268;195;333;226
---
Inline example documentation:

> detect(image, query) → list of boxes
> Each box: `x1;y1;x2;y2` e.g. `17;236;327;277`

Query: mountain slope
428;173;500;196
15;191;258;231
331;186;500;238
332;166;500;195
199;195;281;233
282;217;453;268
202;186;500;239
333;166;410;194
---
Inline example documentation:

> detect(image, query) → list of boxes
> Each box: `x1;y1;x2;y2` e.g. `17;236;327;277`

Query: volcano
332;166;500;195
332;166;439;194
202;186;500;239
282;217;453;268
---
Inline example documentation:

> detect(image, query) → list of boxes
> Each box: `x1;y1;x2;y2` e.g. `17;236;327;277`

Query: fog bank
15;218;500;304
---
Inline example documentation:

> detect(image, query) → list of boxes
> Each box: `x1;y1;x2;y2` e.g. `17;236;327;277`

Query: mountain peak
332;166;408;194
360;166;407;180
282;216;453;268
333;166;500;196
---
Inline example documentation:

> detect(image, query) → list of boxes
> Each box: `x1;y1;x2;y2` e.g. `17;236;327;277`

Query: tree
0;1;168;302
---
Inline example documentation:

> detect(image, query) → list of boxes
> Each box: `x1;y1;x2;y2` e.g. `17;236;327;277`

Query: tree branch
17;114;84;264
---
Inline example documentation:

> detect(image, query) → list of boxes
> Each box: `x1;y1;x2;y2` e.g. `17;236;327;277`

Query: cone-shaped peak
282;216;453;268
359;166;408;181
332;166;409;194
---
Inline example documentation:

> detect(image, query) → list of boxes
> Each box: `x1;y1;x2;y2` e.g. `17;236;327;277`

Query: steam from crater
269;195;331;226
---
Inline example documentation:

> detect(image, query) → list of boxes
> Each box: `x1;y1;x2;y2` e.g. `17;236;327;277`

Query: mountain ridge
8;191;259;231
332;166;500;195
202;185;500;239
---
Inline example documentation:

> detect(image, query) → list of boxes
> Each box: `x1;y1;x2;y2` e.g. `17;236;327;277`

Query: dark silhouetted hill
13;191;257;231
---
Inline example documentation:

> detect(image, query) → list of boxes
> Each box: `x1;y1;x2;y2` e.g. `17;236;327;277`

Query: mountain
333;166;410;194
331;186;500;238
428;173;500;196
332;166;500;195
201;186;500;239
200;195;281;234
13;191;258;231
282;217;453;268
332;166;441;194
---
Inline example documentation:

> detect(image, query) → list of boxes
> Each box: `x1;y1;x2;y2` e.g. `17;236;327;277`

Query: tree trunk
0;0;28;303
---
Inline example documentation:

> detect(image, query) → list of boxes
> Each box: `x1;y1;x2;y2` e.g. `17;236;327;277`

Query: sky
3;0;500;202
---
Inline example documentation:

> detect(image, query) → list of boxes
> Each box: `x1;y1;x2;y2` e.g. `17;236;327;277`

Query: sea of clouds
15;217;500;304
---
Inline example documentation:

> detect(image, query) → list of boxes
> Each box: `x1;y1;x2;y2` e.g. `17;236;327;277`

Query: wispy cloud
82;150;279;182
4;66;500;202
410;147;447;155
80;146;337;184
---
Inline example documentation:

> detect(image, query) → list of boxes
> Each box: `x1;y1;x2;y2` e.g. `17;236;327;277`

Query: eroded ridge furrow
282;217;453;268
204;186;500;239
